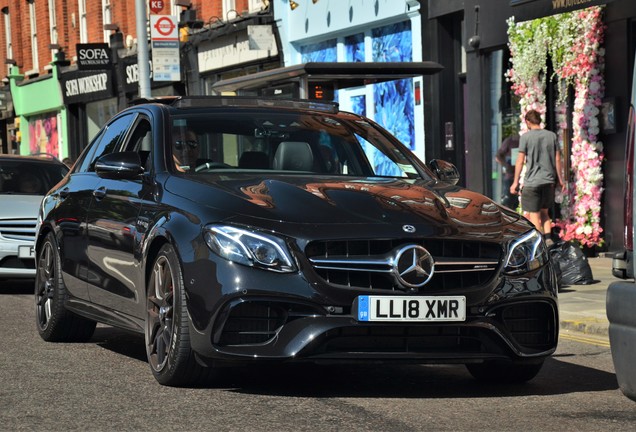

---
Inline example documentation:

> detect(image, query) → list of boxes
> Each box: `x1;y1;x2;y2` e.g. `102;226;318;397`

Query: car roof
0;154;65;165
128;96;341;115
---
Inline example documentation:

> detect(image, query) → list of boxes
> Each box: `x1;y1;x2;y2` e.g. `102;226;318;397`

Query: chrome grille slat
0;219;37;241
306;239;502;292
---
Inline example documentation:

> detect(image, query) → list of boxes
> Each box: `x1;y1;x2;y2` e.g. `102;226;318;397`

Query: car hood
0;195;42;219
165;175;528;239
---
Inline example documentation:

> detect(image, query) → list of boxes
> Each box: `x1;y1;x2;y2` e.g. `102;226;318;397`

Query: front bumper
186;262;559;365
0;241;36;279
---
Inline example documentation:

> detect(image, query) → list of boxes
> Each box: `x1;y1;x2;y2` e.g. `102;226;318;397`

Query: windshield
0;160;68;195
169;110;431;180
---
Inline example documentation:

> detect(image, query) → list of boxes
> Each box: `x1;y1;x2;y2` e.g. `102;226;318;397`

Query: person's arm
510;151;525;195
555;149;565;190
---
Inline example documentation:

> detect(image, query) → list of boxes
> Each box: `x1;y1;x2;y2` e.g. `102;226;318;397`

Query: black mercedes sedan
35;96;558;386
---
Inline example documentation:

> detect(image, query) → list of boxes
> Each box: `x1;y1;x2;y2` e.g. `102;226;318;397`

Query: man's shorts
521;184;555;212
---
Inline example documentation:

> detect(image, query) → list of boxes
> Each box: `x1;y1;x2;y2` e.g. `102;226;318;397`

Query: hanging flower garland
506;6;605;247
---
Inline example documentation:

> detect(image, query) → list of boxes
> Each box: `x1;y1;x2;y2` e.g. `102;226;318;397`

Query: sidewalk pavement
558;254;615;339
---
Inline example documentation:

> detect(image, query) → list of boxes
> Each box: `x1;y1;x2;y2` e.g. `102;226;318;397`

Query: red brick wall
0;0;256;81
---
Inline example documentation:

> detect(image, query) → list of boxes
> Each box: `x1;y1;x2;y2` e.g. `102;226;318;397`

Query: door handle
93;186;107;200
59;187;70;199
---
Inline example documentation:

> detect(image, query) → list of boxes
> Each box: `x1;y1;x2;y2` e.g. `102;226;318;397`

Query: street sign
152;16;177;39
149;0;165;14
149;15;180;82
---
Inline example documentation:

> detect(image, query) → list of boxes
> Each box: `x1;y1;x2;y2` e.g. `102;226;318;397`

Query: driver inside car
172;127;200;173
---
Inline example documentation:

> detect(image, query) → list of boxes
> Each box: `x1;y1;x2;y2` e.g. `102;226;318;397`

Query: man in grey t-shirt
510;110;565;244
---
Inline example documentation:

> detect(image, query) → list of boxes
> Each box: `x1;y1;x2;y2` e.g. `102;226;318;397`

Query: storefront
58;68;118;161
428;0;636;252
273;0;428;159
184;12;280;96
8;65;67;160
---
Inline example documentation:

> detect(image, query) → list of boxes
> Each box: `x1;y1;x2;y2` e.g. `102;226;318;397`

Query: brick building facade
0;0;254;81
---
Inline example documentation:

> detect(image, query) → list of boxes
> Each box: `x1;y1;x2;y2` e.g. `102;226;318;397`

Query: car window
123;116;153;172
169;111;427;179
75;128;106;173
0;160;68;195
83;113;135;172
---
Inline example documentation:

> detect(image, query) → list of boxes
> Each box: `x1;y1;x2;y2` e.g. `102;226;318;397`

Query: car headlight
204;225;297;273
504;230;548;275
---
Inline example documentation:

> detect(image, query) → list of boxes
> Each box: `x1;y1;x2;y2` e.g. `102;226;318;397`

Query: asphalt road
1;278;635;432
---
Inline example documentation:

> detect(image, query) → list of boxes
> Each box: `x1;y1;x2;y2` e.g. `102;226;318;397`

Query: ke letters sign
76;43;112;70
149;0;165;14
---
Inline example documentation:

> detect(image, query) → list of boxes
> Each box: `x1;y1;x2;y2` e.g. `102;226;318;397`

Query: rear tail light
624;106;636;251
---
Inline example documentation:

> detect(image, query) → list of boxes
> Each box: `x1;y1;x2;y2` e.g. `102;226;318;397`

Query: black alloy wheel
145;244;211;386
35;232;96;342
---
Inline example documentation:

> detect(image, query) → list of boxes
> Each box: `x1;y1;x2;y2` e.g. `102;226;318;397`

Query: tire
35;232;96;342
145;244;212;386
466;359;544;383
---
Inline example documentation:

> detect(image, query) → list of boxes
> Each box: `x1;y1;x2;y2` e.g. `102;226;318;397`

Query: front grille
306;239;501;292
318;325;484;354
500;302;556;352
0;219;37;242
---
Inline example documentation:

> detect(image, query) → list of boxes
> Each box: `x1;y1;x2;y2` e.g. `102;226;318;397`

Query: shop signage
76;43;112;70
121;55;156;94
510;0;613;15
198;29;278;73
59;70;114;105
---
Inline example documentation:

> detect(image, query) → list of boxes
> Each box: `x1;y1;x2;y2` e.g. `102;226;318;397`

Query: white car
0;154;68;280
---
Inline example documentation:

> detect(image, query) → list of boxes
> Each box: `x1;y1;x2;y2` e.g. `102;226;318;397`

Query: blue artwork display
300;39;337;62
345;34;365;63
351;95;366;117
371;21;415;150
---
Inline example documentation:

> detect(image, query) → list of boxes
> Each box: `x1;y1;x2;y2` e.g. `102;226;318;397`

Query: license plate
18;245;35;259
357;295;466;322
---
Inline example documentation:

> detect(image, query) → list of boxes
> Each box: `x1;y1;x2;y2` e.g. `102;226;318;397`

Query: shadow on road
214;358;618;399
91;324;619;398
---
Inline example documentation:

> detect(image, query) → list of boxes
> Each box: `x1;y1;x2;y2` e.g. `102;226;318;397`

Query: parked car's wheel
466;359;544;383
35;232;96;342
145;244;212;386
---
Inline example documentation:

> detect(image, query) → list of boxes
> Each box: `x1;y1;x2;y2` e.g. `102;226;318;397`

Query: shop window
3;7;12;75
487;48;520;208
27;0;38;72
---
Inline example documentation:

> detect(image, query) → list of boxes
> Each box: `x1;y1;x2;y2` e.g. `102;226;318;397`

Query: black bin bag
549;241;594;285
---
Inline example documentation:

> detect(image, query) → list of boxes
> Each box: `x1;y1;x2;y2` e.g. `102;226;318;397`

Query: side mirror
429;159;460;185
95;151;144;180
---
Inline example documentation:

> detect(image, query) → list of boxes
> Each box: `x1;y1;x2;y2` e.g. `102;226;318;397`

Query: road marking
561;333;611;348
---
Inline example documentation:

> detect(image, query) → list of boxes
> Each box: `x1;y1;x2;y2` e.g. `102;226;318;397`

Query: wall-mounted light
290;1;299;11
312;0;319;3
174;0;191;7
103;23;119;32
49;43;61;50
5;58;16;65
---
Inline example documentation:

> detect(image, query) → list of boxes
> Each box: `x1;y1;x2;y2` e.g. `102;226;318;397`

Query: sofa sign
60;70;114;104
76;43;112;70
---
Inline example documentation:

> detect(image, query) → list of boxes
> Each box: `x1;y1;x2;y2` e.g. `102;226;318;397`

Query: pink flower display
507;6;605;247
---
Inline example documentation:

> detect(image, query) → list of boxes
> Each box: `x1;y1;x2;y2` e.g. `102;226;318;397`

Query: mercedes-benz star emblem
393;245;434;289
402;225;416;233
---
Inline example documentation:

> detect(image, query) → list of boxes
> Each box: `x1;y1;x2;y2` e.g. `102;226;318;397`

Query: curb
560;318;609;337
